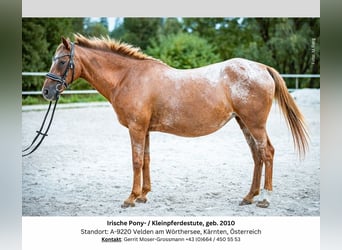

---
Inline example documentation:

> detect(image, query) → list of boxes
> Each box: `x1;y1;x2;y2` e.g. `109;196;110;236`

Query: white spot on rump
228;58;272;84
230;82;249;104
227;58;274;103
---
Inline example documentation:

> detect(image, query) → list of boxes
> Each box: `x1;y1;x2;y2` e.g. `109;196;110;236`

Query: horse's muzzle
42;84;60;101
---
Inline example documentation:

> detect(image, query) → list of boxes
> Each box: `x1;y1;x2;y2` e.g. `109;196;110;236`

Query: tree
83;18;109;37
22;19;50;90
229;18;275;66
110;18;124;39
120;18;163;50
248;18;320;87
71;18;86;34
100;17;109;30
181;17;320;87
182;18;263;61
22;18;82;91
147;33;221;69
160;18;183;36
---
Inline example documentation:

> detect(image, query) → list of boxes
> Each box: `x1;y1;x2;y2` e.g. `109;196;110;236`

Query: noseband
46;42;75;93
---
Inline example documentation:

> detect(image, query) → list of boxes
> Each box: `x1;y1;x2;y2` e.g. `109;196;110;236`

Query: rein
22;96;59;157
23;42;76;157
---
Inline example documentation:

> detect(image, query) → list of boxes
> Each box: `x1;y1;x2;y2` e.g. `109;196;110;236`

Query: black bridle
46;42;75;92
22;42;76;157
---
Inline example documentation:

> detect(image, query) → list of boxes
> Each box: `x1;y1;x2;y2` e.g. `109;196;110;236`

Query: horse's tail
267;66;309;157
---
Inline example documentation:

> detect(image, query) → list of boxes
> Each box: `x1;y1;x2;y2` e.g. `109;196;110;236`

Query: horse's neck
78;48;131;100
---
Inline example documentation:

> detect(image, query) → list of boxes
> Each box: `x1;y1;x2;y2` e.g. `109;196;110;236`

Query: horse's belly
150;107;235;137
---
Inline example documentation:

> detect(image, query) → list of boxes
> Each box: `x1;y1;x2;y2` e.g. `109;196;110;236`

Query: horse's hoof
239;199;252;206
136;197;147;203
256;199;270;208
121;201;135;208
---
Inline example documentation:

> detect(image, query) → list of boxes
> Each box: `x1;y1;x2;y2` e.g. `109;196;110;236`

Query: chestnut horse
42;35;309;208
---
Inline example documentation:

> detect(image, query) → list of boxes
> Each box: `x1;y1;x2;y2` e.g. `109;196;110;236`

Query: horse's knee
132;158;144;169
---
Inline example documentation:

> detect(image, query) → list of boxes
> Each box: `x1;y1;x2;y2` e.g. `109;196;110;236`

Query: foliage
181;17;320;87
22;19;50;89
22;18;86;91
147;33;221;69
112;18;163;50
159;18;183;36
83;18;109;37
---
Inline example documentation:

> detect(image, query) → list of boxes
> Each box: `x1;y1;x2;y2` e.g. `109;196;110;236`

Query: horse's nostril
43;89;49;96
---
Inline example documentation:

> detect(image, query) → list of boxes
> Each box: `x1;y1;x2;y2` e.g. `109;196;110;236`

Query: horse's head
42;37;78;101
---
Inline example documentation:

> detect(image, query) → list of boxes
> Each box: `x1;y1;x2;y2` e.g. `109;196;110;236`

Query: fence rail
22;72;320;95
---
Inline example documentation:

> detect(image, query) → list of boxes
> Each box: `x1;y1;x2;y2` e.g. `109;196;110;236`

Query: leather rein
22;42;75;157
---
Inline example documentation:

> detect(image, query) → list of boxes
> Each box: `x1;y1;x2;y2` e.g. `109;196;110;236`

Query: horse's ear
61;37;70;50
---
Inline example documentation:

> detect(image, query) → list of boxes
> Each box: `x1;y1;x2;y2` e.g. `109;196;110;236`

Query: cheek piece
46;42;75;96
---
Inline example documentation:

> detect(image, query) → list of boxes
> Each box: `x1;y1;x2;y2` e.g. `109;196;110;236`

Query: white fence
22;72;98;95
22;72;320;95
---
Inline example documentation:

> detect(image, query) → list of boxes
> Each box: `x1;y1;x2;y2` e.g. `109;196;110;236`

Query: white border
22;0;320;17
22;216;320;250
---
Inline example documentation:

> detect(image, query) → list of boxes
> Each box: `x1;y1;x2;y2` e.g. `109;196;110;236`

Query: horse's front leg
136;132;151;203
122;126;147;208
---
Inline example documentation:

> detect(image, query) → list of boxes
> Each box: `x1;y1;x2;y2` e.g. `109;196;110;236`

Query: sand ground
22;89;320;216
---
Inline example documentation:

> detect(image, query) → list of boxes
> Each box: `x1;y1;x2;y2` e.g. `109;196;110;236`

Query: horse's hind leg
236;117;275;208
136;132;151;203
257;135;274;208
236;117;263;205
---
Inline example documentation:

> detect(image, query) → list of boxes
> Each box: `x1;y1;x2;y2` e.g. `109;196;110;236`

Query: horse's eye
59;60;66;65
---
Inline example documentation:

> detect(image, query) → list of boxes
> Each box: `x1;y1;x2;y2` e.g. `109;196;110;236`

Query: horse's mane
73;33;158;61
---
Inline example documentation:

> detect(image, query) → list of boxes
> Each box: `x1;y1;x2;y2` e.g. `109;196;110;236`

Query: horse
42;34;309;208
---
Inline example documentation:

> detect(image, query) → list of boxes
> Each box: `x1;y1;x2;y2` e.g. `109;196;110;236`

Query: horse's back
138;58;275;136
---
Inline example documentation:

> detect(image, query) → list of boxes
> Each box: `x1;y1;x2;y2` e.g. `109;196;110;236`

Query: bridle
22;42;76;157
46;42;75;93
